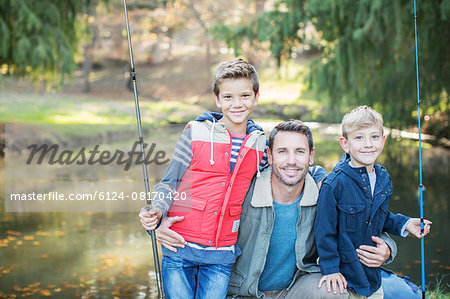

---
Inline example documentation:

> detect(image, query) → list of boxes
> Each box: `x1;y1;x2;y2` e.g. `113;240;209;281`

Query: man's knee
316;283;348;299
287;273;348;299
314;278;348;299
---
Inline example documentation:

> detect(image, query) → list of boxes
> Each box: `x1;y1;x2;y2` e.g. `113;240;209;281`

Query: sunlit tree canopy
212;0;449;137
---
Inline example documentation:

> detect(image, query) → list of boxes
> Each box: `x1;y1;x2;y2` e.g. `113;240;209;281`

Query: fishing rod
413;0;426;298
123;0;164;297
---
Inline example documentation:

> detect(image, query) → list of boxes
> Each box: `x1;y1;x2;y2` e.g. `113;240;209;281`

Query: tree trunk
205;33;212;92
82;3;98;93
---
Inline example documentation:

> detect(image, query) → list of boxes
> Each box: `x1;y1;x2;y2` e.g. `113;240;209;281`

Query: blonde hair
341;105;384;139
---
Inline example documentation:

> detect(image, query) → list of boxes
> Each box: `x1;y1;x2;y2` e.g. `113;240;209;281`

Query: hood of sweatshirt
194;111;263;134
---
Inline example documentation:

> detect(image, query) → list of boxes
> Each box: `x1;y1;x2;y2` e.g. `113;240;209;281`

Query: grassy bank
0;56;328;127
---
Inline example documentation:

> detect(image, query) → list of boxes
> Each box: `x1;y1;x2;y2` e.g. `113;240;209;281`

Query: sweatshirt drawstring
210;119;216;165
256;135;261;177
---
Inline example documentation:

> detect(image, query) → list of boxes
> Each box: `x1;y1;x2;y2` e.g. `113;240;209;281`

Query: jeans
381;268;422;299
162;255;233;299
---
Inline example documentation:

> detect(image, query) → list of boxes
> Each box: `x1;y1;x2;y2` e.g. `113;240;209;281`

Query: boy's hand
406;218;432;238
139;206;163;231
318;273;347;294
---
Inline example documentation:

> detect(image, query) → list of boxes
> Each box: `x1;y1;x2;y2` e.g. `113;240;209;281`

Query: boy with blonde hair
140;58;267;298
314;105;431;298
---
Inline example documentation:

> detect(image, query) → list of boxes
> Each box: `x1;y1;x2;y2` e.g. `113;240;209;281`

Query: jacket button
364;187;367;190
209;241;212;244
225;152;228;156
222;182;225;185
214;212;217;215
350;208;354;213
240;154;243;158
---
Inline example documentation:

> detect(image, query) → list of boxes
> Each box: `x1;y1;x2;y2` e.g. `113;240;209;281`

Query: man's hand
357;236;390;267
318;273;347;294
155;216;187;252
406;218;432;238
139;206;163;231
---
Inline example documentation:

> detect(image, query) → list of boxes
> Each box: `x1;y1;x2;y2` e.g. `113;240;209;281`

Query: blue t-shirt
258;192;303;291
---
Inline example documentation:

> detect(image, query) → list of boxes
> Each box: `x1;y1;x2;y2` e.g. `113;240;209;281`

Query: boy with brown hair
140;58;267;298
315;105;431;298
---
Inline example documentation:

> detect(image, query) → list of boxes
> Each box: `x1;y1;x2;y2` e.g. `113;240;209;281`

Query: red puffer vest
168;120;266;247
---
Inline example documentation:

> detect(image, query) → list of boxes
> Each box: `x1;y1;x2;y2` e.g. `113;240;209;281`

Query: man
141;120;399;298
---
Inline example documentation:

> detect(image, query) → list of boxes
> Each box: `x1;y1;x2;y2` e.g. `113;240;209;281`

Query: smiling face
214;78;259;134
339;125;386;172
268;131;315;187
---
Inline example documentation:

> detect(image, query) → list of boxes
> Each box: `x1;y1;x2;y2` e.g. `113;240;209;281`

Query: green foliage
211;0;307;67
308;0;449;136
212;0;449;137
0;0;97;87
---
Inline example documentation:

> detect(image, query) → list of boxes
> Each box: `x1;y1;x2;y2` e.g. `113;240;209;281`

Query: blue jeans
381;268;422;299
162;255;233;299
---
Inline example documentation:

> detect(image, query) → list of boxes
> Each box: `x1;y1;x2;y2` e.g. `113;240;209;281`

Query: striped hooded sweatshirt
151;112;267;248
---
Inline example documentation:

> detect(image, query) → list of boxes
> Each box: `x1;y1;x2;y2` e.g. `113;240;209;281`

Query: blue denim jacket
315;154;409;296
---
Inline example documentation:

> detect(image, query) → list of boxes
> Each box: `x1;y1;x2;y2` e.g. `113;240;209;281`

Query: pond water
0;123;448;298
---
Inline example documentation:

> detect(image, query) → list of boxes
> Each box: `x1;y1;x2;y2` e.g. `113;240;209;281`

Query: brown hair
269;120;314;153
212;58;259;97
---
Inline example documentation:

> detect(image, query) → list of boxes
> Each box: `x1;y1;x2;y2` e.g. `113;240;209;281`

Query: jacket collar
335;153;390;195
251;166;319;208
194;111;263;134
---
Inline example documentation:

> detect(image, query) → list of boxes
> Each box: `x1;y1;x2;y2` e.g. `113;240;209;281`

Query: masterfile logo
4;124;192;212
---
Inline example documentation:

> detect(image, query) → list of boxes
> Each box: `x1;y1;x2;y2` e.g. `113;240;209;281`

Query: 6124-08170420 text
9;191;188;201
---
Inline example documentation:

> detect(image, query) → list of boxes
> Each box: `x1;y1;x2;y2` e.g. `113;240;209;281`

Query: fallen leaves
0;239;9;247
36;231;51;236
0;229;68;249
56;231;67;237
7;282;57;298
5;230;22;236
0;266;16;277
40;289;52;296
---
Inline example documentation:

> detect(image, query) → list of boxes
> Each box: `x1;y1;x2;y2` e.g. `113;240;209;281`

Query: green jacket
227;166;320;298
227;166;397;298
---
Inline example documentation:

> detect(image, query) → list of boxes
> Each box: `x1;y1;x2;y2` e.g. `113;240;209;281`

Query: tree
80;0;100;93
179;0;252;91
211;0;307;69
0;0;100;88
212;0;449;137
308;0;449;137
